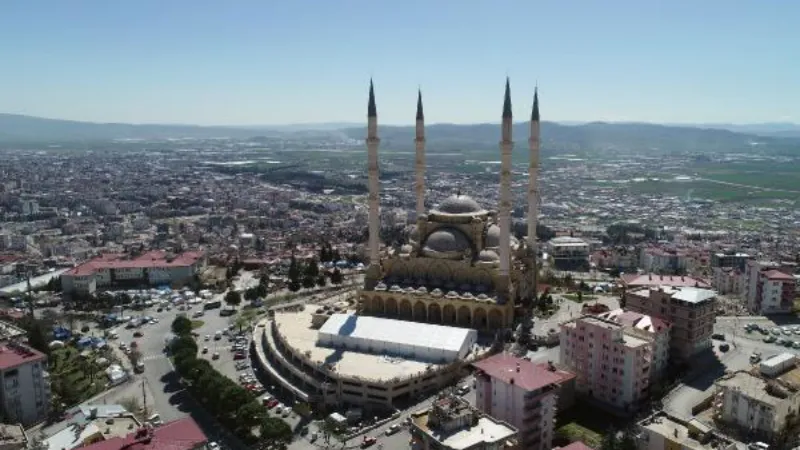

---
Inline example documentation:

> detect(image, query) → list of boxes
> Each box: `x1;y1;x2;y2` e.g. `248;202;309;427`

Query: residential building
714;369;800;439
621;273;711;290
743;260;797;314
546;236;590;270
710;251;751;271
559;316;652;410
42;406;140;450
712;267;743;296
624;286;716;359
79;417;208;450
21;200;39;216
409;394;518;450
638;412;737;450
0;342;49;426
61;250;206;295
472;353;571;450
596;309;671;380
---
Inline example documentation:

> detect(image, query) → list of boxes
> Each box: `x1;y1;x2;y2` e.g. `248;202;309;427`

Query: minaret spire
414;89;426;220
366;80;381;278
527;85;542;297
498;78;514;283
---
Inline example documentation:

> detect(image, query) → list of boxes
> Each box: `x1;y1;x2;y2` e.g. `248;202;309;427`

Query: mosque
358;79;542;333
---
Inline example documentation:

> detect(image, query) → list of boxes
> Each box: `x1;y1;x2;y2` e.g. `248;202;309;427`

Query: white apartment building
714;370;800;438
712;267;743;296
0;342;50;426
473;353;571;450
743;260;796;314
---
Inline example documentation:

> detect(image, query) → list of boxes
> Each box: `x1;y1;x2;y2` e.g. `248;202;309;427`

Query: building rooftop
65;251;204;276
0;424;27;447
413;395;517;450
598;309;671;333
555;442;595;450
715;371;791;408
274;308;441;382
622;273;711;289
0;341;46;370
640;414;718;450
763;269;795;281
80;418;206;450
629;286;716;304
472;353;573;392
318;313;476;356
44;416;140;450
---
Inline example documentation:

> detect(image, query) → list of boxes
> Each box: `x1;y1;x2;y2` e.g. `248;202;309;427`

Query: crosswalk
141;354;168;362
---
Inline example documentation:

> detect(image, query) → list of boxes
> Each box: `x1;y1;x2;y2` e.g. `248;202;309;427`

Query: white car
207;442;220;450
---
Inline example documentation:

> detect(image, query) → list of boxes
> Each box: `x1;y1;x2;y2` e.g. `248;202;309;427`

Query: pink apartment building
472;353;574;450
560;315;652;411
596;309;671;380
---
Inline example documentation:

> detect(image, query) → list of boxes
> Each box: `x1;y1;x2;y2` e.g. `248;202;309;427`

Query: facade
638;413;736;450
410;394;518;450
714;370;800;439
546;236;590;270
359;81;542;333
743;260;796;314
0;342;49;426
61;250;206;295
560;316;652;410
472;353;567;450
624;286;716;359
712;266;743;296
711;251;752;271
596;309;671;380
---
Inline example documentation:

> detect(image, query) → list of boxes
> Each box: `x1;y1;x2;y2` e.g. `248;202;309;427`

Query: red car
361;437;377;448
233;352;246;360
266;399;279;409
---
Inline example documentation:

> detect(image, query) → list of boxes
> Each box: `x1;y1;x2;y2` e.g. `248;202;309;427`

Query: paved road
1;268;69;294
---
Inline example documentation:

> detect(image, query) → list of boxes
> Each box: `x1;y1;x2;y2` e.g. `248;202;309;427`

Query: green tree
24;319;50;354
244;288;259;302
236;401;266;430
302;273;315;289
171;316;193;336
288;255;302;287
600;428;618;450
329;268;343;285
304;258;320;278
225;290;242;307
259;417;293;448
316;275;327;287
255;283;268;298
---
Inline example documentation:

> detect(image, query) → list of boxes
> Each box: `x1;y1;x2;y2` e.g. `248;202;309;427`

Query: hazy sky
1;0;797;126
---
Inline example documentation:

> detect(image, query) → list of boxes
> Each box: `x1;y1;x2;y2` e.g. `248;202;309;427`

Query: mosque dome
485;224;519;249
407;225;420;243
478;249;500;262
433;195;486;215
423;227;472;255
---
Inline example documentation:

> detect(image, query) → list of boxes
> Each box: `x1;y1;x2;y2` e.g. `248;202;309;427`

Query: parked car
361;436;377;448
385;424;401;436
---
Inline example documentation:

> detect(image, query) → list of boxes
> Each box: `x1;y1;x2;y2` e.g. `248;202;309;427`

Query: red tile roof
81;418;207;450
0;343;46;370
472;353;573;392
621;273;710;289
763;270;796;282
65;251;204;277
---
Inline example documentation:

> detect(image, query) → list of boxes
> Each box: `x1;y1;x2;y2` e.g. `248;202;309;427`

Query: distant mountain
340;121;800;155
685;122;800;138
1;113;798;155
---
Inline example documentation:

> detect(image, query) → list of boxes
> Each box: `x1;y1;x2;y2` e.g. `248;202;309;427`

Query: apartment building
61;250;206;295
472;353;571;450
714;370;800;439
546;237;590;270
409;394;518;450
0;342;50;426
624;286;716;359
710;251;751;271
743;260;796;314
712;267;743;296
596;309;671;380
560;316;652;411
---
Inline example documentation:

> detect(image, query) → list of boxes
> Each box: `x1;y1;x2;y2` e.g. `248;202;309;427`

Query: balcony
524;401;542;412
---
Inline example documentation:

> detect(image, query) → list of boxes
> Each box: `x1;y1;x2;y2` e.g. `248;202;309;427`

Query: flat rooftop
414;412;516;450
274;307;442;382
641;415;708;450
716;372;788;408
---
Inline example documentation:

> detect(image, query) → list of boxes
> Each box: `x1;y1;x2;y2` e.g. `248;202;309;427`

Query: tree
171;316;193;336
288;255;302;288
600;428;618;450
244;288;259;302
329;268;343;285
225;290;242;307
302;274;315;289
617;429;638;450
316;275;327;288
259;417;293;448
236;401;266;429
24;319;50;354
255;283;268;298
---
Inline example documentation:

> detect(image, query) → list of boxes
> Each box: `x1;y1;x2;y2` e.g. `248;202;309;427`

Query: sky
1;0;798;126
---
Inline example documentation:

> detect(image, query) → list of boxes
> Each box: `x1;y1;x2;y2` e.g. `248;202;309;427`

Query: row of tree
170;316;292;447
287;256;343;292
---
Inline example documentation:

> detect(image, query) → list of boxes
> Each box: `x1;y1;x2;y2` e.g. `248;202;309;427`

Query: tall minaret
498;78;514;279
366;80;381;268
414;89;426;220
527;87;540;251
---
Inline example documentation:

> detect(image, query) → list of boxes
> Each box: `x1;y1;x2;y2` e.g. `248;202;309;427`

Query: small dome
478;249;500;262
407;225;420;243
423;227;471;254
434;195;485;215
485;224;518;248
400;244;413;254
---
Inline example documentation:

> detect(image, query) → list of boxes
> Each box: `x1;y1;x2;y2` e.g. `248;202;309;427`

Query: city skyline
1;0;798;125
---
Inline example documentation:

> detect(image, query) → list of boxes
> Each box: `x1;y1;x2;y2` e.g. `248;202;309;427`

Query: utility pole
141;379;148;417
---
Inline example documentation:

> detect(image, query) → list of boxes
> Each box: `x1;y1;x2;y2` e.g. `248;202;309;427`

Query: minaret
414;89;426;220
527;87;540;251
498;78;514;280
366;80;381;268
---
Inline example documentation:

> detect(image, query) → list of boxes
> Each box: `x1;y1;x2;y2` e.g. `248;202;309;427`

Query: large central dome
423;227;472;256
433;195;486;215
